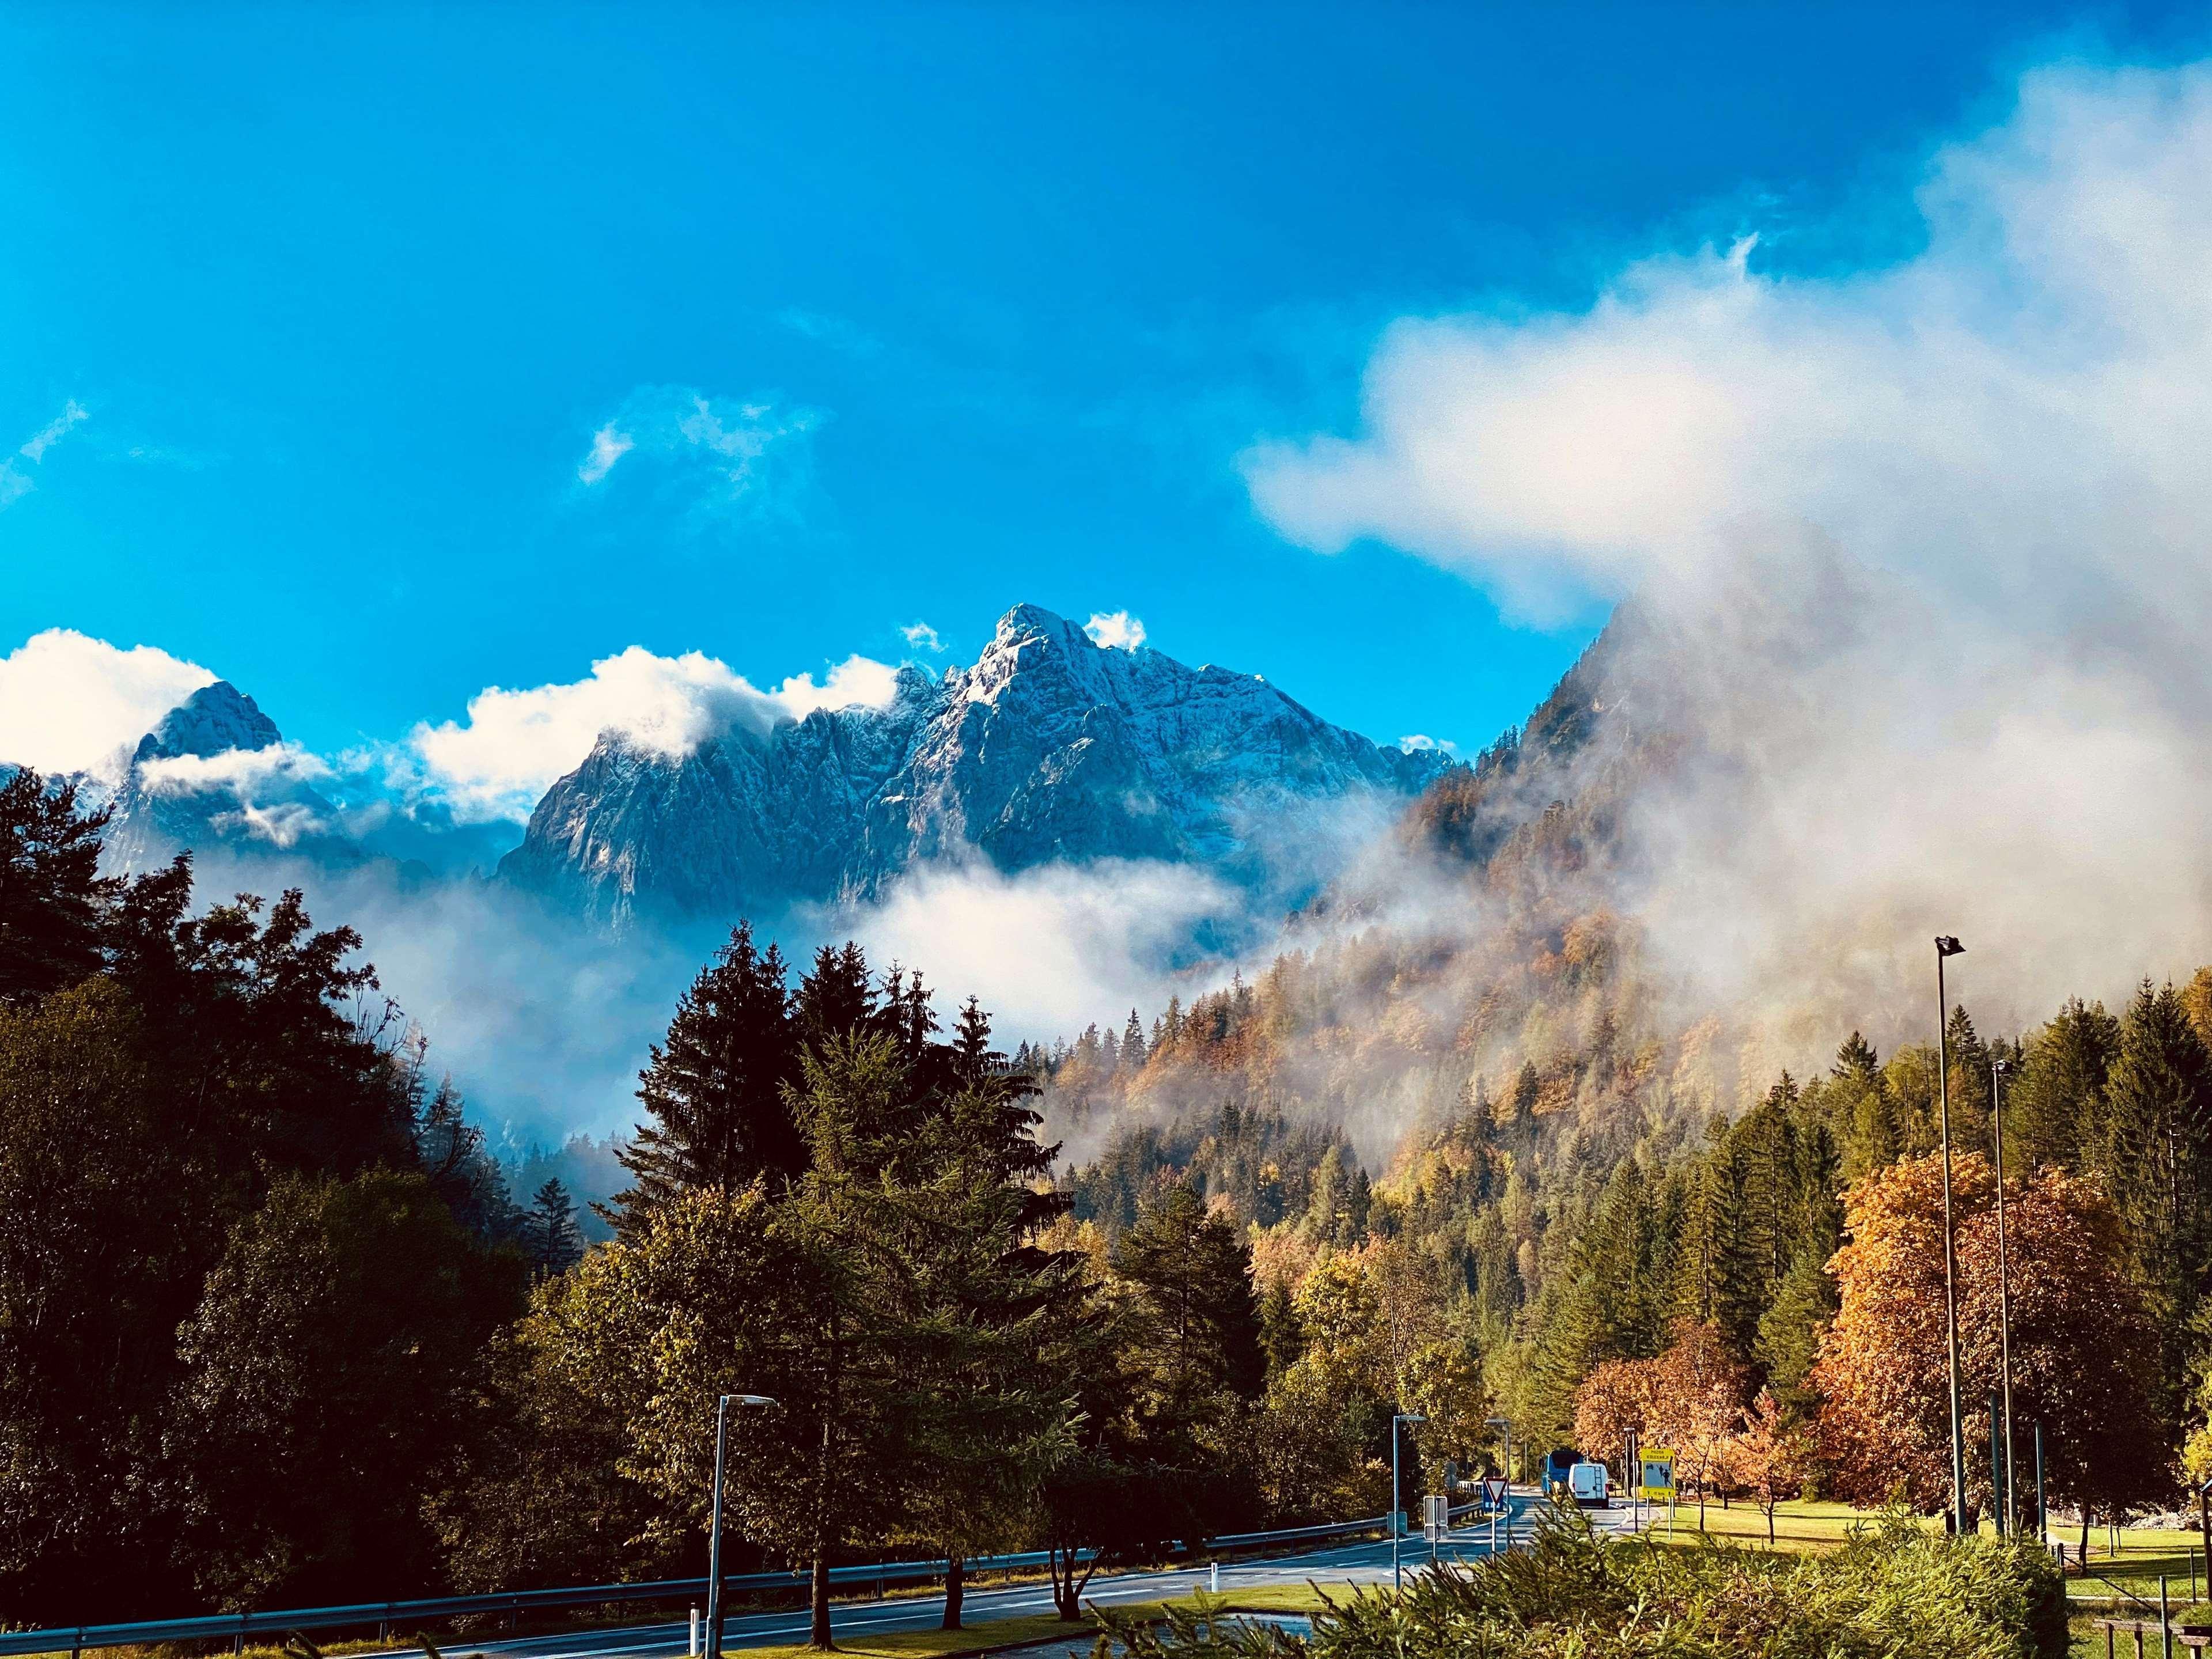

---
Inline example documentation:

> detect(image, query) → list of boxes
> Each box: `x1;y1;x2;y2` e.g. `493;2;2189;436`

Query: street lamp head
1397;1411;1428;1423
1936;935;1965;957
722;1393;778;1407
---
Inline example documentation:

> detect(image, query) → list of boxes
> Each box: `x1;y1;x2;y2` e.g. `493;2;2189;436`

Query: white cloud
574;386;823;521
577;423;634;485
217;800;336;849
901;621;945;653
820;858;1234;1040
1397;734;1455;754
0;629;214;777
1245;64;2212;631
137;740;332;797
1243;58;2212;1040
1084;610;1147;651
774;654;903;718
20;400;88;463
410;644;902;822
0;400;90;509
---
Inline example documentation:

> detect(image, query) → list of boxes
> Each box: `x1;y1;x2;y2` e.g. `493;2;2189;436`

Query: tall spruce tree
525;1179;584;1277
2092;981;2212;1371
0;768;119;1007
2010;997;2120;1173
1115;1183;1268;1430
795;941;873;1054
609;922;800;1233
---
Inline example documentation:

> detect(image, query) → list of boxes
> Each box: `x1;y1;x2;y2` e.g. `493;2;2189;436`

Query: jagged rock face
132;681;281;764
502;604;1444;925
103;681;344;870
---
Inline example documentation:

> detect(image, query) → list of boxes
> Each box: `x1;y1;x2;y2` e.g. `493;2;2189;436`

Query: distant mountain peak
133;681;282;765
504;607;1445;924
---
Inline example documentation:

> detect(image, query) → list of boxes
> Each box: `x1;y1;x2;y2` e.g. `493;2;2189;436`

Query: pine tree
1505;1062;1540;1150
1257;1278;1303;1381
1679;1125;1763;1368
877;964;940;1067
609;922;801;1233
796;942;873;1052
2093;981;2212;1362
1831;1032;1899;1178
1121;1009;1147;1072
2010;998;2120;1173
1944;1005;1994;1148
1115;1184;1267;1432
525;1178;583;1277
0;768;119;1007
952;995;999;1083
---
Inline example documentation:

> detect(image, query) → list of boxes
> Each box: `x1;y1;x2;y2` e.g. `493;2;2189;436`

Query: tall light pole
1992;1054;2017;1536
1392;1410;1427;1590
706;1393;777;1659
1936;935;1967;1536
1484;1416;1513;1556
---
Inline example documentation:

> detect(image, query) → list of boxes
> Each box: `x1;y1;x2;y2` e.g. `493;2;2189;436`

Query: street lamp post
705;1393;777;1659
1392;1411;1427;1590
1936;935;1968;1535
1484;1416;1512;1556
1993;1054;2017;1536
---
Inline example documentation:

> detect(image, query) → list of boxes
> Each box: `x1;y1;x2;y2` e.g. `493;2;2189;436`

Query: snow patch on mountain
501;603;1445;925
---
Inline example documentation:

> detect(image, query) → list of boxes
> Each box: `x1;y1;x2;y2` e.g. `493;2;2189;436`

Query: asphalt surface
400;1495;1552;1659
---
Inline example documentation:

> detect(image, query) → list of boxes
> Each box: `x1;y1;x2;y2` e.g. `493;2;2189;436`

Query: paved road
402;1497;1550;1659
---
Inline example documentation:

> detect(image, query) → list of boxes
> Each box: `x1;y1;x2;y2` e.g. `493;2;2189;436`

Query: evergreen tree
0;768;118;1007
952;995;998;1082
525;1179;584;1277
1944;1005;1994;1149
1122;1009;1147;1071
2092;980;2212;1370
1258;1278;1304;1381
877;964;940;1067
610;923;800;1233
1505;1062;1540;1150
2010;998;2120;1173
795;942;873;1052
1679;1126;1763;1368
1831;1032;1900;1178
1115;1184;1267;1438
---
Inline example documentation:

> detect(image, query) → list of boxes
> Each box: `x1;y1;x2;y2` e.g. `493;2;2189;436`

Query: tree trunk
1052;1547;1083;1620
941;1555;963;1631
809;1552;833;1650
2081;1503;2092;1564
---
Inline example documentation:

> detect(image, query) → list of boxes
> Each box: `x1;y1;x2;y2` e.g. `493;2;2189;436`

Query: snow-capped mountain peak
501;603;1446;924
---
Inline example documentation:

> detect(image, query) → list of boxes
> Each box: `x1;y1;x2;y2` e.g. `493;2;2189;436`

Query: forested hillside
1040;612;2212;1531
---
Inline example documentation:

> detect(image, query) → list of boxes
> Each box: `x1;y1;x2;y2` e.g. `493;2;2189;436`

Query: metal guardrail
0;1512;1418;1656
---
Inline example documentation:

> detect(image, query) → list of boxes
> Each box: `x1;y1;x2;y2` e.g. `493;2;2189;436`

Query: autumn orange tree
1733;1388;1808;1545
1813;1152;2163;1531
1571;1355;1664;1474
1569;1321;1748;1528
1654;1320;1749;1529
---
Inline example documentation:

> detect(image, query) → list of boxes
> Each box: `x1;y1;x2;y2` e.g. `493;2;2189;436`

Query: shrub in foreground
1101;1508;2066;1659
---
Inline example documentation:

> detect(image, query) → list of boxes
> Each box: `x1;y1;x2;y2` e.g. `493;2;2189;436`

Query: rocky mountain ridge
499;604;1446;923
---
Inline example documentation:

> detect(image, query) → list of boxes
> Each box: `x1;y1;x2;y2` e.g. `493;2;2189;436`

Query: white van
1568;1460;1609;1507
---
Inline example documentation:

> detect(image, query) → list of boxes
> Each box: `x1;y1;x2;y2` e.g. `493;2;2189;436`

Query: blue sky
3;1;2207;777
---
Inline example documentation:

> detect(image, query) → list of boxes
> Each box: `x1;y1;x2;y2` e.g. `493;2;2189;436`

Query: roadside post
1639;1449;1676;1541
1391;1411;1427;1591
704;1393;777;1659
